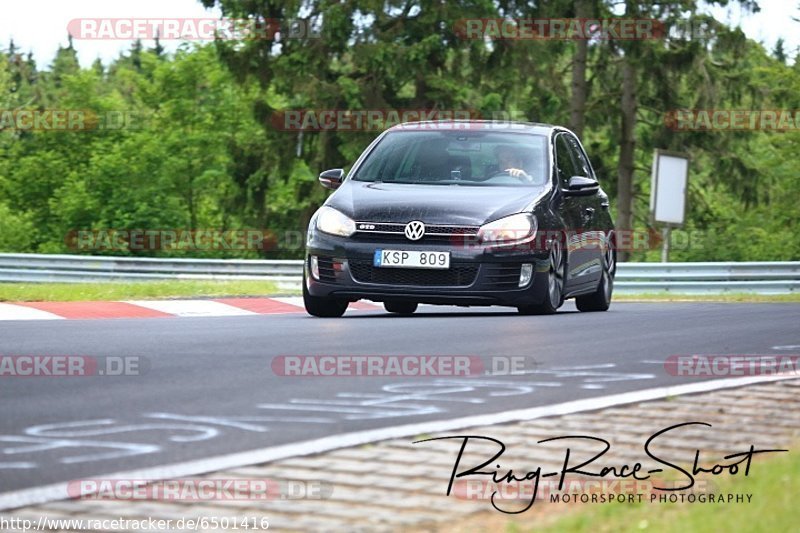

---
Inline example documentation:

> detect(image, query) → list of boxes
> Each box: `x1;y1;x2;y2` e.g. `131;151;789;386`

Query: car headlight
478;213;536;243
315;206;356;237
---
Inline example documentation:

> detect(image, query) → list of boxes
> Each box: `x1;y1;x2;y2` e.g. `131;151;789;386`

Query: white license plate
374;250;450;269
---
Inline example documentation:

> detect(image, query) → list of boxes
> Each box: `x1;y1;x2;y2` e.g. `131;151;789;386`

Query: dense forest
1;0;798;261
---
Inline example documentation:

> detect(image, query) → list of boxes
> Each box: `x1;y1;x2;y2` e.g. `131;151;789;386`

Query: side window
555;134;577;187
566;135;593;179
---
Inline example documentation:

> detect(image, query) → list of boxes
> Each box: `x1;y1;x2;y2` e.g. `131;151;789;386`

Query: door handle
583;207;596;217
600;202;609;210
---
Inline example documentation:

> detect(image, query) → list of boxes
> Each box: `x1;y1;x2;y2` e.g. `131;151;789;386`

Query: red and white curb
0;297;382;321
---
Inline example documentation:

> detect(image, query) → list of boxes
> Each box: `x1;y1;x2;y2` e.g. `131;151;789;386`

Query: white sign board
650;150;689;226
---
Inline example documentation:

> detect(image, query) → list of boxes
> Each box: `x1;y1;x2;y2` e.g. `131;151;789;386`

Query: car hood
326;181;546;225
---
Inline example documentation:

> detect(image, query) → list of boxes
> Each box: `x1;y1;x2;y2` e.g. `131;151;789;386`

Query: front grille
483;263;521;289
351;233;469;244
353;222;479;244
348;260;478;287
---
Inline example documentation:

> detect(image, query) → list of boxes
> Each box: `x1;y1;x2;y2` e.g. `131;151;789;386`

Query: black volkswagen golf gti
303;121;616;317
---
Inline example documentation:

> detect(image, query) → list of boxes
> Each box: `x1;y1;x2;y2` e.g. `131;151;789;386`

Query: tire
384;301;418;315
303;279;348;317
517;239;565;315
576;236;615;312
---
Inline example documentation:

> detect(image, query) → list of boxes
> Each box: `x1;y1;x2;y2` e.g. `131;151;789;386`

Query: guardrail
0;253;301;286
614;261;800;294
0;254;798;294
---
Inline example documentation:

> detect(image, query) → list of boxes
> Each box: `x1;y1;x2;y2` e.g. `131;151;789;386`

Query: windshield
352;130;550;187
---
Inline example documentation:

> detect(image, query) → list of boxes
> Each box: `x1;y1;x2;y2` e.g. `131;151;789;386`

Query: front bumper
306;230;551;307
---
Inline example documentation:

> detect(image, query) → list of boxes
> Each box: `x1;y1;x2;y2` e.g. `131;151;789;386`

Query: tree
569;0;592;138
773;38;787;63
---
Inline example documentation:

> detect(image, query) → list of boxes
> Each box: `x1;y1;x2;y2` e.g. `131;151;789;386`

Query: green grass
525;449;798;533
0;280;290;302
614;292;800;303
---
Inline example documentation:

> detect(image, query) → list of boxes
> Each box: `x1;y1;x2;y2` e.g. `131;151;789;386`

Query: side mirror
564;175;599;196
319;168;345;190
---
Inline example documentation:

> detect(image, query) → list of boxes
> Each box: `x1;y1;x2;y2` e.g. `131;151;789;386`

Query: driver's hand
505;168;531;180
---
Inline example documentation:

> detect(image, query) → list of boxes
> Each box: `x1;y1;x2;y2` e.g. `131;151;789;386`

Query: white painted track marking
124;300;257;317
269;297;305;309
0;303;63;321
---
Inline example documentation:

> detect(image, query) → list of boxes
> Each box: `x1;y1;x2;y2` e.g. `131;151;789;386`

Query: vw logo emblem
404;221;425;241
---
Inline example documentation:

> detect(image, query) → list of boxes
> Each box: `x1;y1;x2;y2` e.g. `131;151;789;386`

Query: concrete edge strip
1;372;796;511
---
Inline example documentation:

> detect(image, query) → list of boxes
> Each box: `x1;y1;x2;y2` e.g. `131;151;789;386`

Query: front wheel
384;301;418;315
518;240;565;315
575;238;615;312
303;280;348;317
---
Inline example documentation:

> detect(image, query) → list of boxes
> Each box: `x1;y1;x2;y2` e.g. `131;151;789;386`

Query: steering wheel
487;169;533;182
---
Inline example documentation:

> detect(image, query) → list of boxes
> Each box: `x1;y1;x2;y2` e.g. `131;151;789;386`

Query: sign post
650;150;689;262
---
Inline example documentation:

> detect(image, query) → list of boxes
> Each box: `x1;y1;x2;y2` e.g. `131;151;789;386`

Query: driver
494;145;532;181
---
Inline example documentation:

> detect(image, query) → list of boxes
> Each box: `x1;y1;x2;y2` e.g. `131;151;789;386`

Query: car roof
386;120;564;136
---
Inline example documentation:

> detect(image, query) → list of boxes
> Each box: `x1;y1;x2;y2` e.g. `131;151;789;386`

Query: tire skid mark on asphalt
25;419;220;442
519;363;656;383
772;344;800;350
0;413;333;470
0;435;160;465
147;413;334;430
0;364;653;470
0;462;36;469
